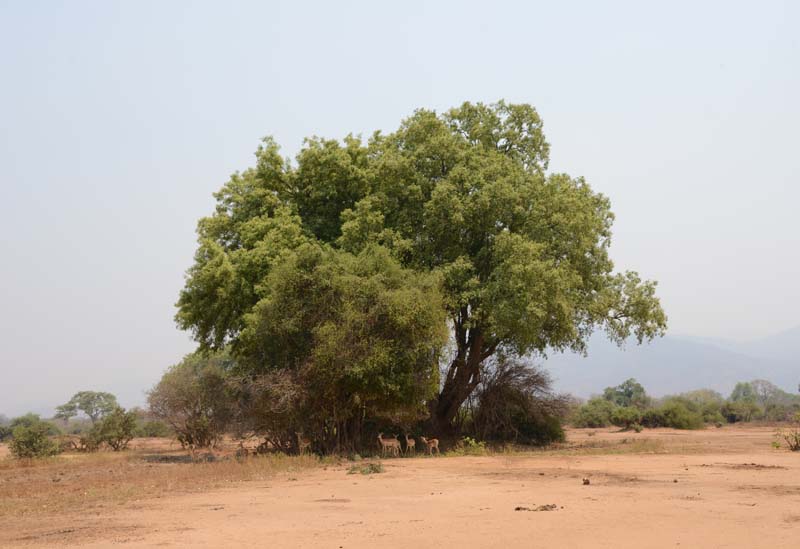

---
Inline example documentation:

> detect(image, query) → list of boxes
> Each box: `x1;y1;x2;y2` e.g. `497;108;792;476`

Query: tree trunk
432;326;487;433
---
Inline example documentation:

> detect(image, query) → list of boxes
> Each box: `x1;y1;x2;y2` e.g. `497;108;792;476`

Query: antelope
296;432;311;454
404;434;416;455
419;436;440;455
377;433;401;457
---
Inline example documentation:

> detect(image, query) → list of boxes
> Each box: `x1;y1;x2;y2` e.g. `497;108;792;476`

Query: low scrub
347;462;384;474
9;423;60;459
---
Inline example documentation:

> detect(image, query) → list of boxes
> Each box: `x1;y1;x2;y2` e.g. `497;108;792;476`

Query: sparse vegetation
347;462;384;474
8;422;60;459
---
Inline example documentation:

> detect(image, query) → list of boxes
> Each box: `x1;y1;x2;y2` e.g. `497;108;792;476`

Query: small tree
603;379;650;409
92;408;137;451
572;398;617;428
55;391;119;424
148;352;235;450
469;353;567;445
611;407;641;429
9;422;60;459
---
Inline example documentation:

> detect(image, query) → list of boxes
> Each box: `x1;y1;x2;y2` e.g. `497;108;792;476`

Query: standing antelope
419;436;440;455
404;434;416;455
296;432;311;454
377;433;401;457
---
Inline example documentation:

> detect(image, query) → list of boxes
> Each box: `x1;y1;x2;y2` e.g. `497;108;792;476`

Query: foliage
175;100;667;430
721;400;761;423
729;382;757;404
610;406;642;429
148;351;236;450
572;398;617;428
135;420;172;438
603;378;650;409
347;462;384;475
55;391;119;424
9;422;60;459
0;425;11;442
776;413;800;451
680;389;726;423
88;408;137;451
233;244;448;452
640;399;704;430
453;436;488;455
9;413;60;436
468;353;566;445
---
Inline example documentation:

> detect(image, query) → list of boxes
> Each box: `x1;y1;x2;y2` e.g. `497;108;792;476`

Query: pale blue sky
1;1;798;415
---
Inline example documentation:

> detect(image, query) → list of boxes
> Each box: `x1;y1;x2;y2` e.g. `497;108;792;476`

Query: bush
9;413;61;436
721;400;761;423
9;423;60;458
347;462;384;474
148;351;236;450
469;355;567;445
572;398;617;428
136;419;172;438
92;408;137;451
0;425;11;442
76;408;138;451
611;406;641;429
640;400;703;430
602;379;650;409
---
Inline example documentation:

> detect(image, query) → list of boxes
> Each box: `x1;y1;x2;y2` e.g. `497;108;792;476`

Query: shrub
9;423;60;458
641;400;704;430
572;398;617;428
348;462;384;474
136;419;172;438
92;408;137;451
469;355;567;445
148;351;236;450
602;379;650;409
9;413;61;436
721;400;761;423
611;406;641;429
0;425;11;442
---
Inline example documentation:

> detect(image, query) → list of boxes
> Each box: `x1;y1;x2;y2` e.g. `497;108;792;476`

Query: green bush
9;413;61;436
572;398;617;428
135;419;172;438
91;408;137;451
0;425;11;442
9;423;60;459
611;406;641;429
721;400;762;423
640;401;703;430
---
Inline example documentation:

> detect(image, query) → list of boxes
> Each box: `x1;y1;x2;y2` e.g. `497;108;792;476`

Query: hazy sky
1;1;798;415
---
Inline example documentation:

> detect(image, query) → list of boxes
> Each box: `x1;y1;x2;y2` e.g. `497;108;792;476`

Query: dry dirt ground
2;426;799;548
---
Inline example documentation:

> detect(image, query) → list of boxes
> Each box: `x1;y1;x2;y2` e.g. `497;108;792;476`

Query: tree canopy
176;100;667;431
55;391;119;424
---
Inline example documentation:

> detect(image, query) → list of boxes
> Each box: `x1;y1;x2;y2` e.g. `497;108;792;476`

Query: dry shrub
229;371;305;453
469;354;567;445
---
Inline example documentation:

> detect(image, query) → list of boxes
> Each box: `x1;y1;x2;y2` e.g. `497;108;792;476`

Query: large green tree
177;101;666;431
55;391;119;424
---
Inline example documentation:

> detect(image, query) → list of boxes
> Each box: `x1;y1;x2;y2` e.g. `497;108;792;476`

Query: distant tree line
1;391;171;458
570;378;800;430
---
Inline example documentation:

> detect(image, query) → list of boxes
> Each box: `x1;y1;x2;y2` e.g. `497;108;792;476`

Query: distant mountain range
542;325;800;399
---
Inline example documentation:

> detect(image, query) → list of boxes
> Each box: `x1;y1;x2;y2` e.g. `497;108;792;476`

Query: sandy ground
3;426;800;548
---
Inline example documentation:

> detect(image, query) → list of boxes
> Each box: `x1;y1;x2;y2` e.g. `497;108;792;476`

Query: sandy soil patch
2;426;799;548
